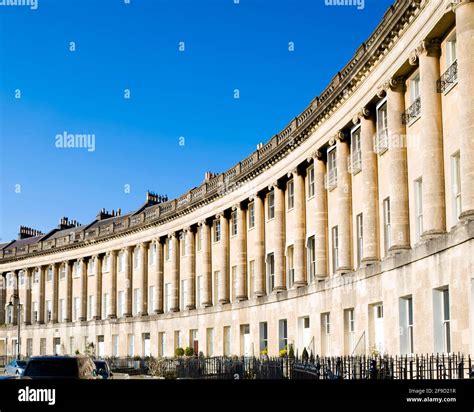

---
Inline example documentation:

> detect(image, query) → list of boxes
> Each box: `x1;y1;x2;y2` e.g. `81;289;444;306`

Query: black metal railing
126;353;473;380
437;60;458;93
402;96;421;125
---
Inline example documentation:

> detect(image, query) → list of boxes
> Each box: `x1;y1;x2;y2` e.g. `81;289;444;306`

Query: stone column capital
410;39;441;65
197;220;208;227
450;0;474;12
182;226;193;233
352;107;371;125
248;192;260;202
267;181;282;191
377;76;406;97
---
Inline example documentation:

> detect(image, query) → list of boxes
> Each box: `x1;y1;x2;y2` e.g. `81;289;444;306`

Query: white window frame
307;166;315;198
267;191;275;220
451;152;461;224
414;177;423;241
248;202;255;229
383;197;391;255
356;213;363;268
287;180;295;210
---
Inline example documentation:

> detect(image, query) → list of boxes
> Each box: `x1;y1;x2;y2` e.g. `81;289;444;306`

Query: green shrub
279;348;288;358
288;344;295;359
175;347;185;357
184;347;194;356
260;347;268;356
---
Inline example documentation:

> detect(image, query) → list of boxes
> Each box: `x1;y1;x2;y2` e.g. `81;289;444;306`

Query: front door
374;304;384;354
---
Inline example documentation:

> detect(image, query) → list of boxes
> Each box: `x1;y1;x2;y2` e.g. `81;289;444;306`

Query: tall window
279;319;288;350
34;269;39;283
376;100;388;153
112;335;119;357
158;332;166;357
59;265;66;280
249;260;255;298
231;266;237;302
206;328;214;357
307;166;315;198
117;291;124;317
322;313;331;355
410;73;420;104
356;213;363;268
248;203;255;229
166;237;171;261
451;152;461;223
103;254;110;272
148;286;155;313
267;253;275;293
181;233;186;257
74;297;80;321
446;35;457;66
287;180;295;209
259;322;268;352
267;192;275;219
180;279;188;310
307;236;316;283
214;220;221;242
88;295;94;320
287;246;294;288
59;299;65;322
442;289;450;353
414;178;423;241
350;126;362;173
47;267;53;282
406;297;414;354
196;276;202;308
133;248;140;270
383;198;391;255
103;293;109;319
197;227;202;251
46;300;52;322
118;252;124;272
231;211;238;236
149;243;156;265
133;288;140;315
332;226;339;274
213;271;219;304
223;326;231;356
326;147;337;189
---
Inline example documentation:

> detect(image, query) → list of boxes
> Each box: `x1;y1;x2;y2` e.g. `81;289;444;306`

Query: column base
253;291;265;297
236;295;248;302
202;302;213;308
170;307;180;313
273;287;286;293
122;313;132;318
218;299;230;305
336;267;352;275
460;209;474;221
185;305;196;310
63;319;71;323
138;312;148;317
388;244;411;254
92;316;101;320
107;314;117;319
293;281;307;288
78;317;86;322
153;310;163;315
421;229;446;240
361;257;378;266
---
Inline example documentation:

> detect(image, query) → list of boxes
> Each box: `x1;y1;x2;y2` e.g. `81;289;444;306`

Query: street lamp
7;294;21;360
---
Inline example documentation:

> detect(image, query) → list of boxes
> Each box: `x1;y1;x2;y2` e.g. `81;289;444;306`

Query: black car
93;360;113;379
22;356;99;379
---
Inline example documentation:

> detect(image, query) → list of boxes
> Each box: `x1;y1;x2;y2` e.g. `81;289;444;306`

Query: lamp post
7;294;21;360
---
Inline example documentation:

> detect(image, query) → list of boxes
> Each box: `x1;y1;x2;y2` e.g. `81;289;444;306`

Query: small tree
175;347;184;357
184;347;194;357
302;347;309;363
288;344;295;360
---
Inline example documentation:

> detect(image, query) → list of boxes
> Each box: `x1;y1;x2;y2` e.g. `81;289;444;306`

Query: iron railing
437;60;458;93
402;97;421;125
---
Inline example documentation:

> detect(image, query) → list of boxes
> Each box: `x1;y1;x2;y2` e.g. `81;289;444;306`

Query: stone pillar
234;203;248;300
270;182;286;291
382;77;411;252
253;193;266;296
139;242;149;316
217;212;230;304
52;263;59;323
412;39;446;237
313;152;328;278
79;258;88;321
0;274;5;325
11;270;19;325
94;255;103;320
200;220;213;307
154;239;164;314
185;228;196;310
24;268;32;325
39;265;46;324
170;233;180;312
123;247;133;317
336;132;352;272
290;168;307;286
356;108;379;264
65;261;73;322
108;251;117;318
455;1;474;220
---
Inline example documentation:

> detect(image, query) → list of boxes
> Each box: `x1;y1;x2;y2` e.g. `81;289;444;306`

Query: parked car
93;360;113;379
4;359;27;376
22;356;100;379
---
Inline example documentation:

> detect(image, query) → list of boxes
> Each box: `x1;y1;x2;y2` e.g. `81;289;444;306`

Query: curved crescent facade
1;0;474;359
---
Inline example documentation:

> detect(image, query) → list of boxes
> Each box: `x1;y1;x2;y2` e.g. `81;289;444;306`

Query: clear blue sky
0;0;393;242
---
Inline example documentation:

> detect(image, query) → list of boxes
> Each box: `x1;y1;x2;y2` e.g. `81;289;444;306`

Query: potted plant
175;347;184;357
184;347;194;357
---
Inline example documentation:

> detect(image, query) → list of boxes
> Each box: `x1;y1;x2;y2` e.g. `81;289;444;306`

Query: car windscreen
94;361;106;369
16;361;27;367
25;359;78;377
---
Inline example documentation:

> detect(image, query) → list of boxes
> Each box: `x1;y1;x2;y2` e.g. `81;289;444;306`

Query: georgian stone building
0;0;473;359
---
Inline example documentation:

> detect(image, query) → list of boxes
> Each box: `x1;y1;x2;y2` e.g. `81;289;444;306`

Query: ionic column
355;108;379;264
269;182;286;291
313;152;328;278
39;266;46;324
154;239;164;314
252;193;266;296
123;247;133;317
335;132;352;272
52;263;59;323
0;274;5;324
107;251;117;318
234;203;248;300
65;261;73;322
139;242;149;316
412;39;446;237
290;168;307;286
217;212;229;304
94;255;103;320
24;268;32;325
185;228;196;310
199;220;212;307
79;258;88;321
455;1;474;220
170;233;180;312
381;77;410;251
